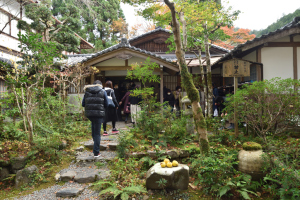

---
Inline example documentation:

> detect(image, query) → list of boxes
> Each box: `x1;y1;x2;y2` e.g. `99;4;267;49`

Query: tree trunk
204;33;213;117
164;0;209;155
198;49;208;118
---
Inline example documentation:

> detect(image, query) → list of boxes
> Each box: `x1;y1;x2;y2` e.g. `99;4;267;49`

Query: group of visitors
82;80;142;158
163;86;182;113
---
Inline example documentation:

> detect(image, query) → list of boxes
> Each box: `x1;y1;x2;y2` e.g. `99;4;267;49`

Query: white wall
242;50;256;62
96;57;125;66
294;35;300;42
262;47;293;80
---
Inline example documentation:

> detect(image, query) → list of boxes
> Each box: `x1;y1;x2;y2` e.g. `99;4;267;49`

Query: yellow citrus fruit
167;162;173;168
172;160;179;167
164;158;170;164
161;162;166;168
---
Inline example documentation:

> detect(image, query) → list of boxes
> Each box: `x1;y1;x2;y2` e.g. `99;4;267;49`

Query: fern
120;193;129;200
123;185;147;194
92;180;114;190
99;186;119;196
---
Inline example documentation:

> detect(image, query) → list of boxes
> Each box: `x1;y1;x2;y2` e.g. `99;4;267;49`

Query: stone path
11;122;130;200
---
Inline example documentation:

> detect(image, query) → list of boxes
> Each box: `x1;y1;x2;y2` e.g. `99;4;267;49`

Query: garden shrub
262;137;300;199
117;130;137;158
225;78;300;144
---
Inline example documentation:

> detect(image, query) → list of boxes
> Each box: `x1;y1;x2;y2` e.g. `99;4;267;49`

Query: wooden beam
160;65;164;104
256;48;262;81
97;66;131;71
242;27;300;51
263;42;300;47
291;36;298;80
125;59;128;67
84;48;179;72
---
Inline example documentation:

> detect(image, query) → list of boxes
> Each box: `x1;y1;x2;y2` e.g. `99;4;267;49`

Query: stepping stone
84;141;107;151
108;143;119;151
76;156;95;162
102;137;114;141
76;146;84;152
74;172;97;183
56;187;84;197
60;171;76;182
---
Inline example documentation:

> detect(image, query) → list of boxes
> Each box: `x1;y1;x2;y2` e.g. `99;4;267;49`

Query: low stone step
108;143;119;151
84;142;107;151
56;187;84;197
60;170;76;182
74;172;97;183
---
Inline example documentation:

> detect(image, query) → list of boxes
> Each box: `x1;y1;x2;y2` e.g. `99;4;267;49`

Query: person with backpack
103;81;119;135
82;80;108;158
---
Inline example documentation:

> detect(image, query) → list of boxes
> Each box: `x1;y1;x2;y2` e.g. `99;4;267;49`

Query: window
163;75;177;91
0;11;10;34
0;79;7;94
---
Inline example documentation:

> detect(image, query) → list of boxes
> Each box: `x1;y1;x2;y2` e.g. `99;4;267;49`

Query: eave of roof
212;17;300;67
81;38;176;66
129;28;229;53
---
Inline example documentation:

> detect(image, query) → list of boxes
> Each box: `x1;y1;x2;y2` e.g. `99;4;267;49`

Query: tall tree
52;0;127;52
17;0;81;53
139;0;239;117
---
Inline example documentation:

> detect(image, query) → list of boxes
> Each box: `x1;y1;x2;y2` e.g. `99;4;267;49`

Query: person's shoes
112;128;119;134
94;153;101;158
103;131;108;136
125;120;128;124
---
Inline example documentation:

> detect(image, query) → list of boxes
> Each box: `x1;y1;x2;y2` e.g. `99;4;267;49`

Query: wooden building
67;27;229;104
212;17;300;86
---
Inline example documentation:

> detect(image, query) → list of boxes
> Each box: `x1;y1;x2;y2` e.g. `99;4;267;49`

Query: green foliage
117;130;138;158
261;137;300;199
250;9;300;38
134;99;193;147
225;78;300;143
189;146;239;195
52;0;126;52
242;142;262;151
18;2;80;53
94;158;147;200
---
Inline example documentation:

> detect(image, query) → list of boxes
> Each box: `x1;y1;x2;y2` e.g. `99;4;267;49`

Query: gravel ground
8;122;130;200
10;182;99;200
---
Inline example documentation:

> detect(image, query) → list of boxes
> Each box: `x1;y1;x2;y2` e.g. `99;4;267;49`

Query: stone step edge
127;149;197;159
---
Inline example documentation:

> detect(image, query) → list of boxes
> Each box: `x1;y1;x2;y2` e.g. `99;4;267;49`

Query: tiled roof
80;38;176;64
129;28;229;53
212;17;300;67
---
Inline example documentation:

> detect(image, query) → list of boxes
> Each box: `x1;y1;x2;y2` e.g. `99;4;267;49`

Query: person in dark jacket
164;89;175;111
82;80;108;158
114;84;123;121
103;81;119;135
119;88;132;123
129;85;142;125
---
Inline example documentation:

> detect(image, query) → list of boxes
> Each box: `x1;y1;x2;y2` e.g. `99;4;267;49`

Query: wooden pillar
291;36;298;80
234;76;239;136
91;73;95;84
256;48;262;81
160;65;164;104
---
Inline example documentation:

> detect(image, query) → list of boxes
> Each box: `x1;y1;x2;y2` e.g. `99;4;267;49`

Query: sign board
223;59;251;77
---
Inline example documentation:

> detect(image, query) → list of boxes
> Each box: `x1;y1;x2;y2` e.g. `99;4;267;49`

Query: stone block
74;172;96;183
75;146;84;152
60;170;76;182
166;150;179;159
15;165;38;188
108;143;119;151
56;187;84;197
0;167;9;181
146;163;189;190
11;156;27;171
179;150;190;158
